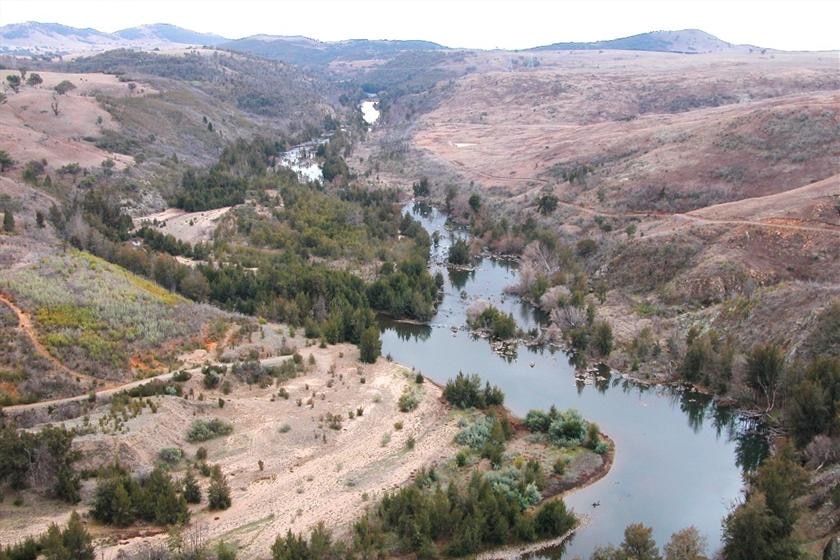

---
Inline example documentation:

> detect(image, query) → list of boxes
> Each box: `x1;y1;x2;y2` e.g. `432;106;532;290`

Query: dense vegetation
186;418;234;442
173;137;284;211
47;137;441;357
525;407;607;453
467;305;518;340
271;469;575;560
92;463;189;526
443;372;505;409
0;511;94;560
66;49;331;121
0;425;80;503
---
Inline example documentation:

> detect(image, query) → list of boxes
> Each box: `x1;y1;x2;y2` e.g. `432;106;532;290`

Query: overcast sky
2;0;839;51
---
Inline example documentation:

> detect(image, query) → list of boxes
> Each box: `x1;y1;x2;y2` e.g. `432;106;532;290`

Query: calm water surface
379;204;767;557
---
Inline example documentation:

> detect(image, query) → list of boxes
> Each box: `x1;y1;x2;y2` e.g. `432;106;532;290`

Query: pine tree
359;326;381;363
41;511;95;560
60;511;95;560
208;465;231;510
183;469;202;504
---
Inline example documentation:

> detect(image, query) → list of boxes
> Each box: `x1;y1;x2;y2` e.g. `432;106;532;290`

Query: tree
413;177;430;197
448;239;471;265
592;321;613;357
41;511;95;560
137;466;189;525
359;326;381;363
26;73;42;87
746;344;785;411
183;469;202;503
468;193;482;212
208;465;231;510
722;492;800;560
3;209;14;233
54;80;76;95
6;74;21;93
537;193;559;215
272;530;310;560
786;357;840;448
92;469;135;526
0;150;14;171
534;499;575;538
621;523;662;560
36;210;45;228
751;446;807;535
664;526;707;560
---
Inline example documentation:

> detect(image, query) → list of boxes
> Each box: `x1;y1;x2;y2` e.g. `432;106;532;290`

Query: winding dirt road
0;292;102;388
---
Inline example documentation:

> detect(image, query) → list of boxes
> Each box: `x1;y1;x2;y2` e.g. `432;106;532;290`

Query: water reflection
379;202;768;556
448;268;474;290
379;317;432;342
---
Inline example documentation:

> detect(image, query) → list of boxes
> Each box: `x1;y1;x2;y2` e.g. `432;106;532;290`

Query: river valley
379;204;768;557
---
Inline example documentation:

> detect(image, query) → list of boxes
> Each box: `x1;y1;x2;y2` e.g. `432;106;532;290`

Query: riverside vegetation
1;38;838;558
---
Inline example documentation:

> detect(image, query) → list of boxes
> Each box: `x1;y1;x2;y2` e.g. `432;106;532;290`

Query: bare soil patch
134;206;232;245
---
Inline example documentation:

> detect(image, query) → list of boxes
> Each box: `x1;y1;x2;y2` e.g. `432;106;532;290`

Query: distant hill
530;29;763;54
222;36;446;67
114;24;228;46
0;21;229;55
0;22;123;54
0;22;768;59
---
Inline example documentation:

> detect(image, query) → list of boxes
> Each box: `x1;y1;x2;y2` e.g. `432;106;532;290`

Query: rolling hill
529;28;763;54
0;21;229;55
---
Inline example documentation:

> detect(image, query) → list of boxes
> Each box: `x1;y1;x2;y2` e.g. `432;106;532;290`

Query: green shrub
186;418;233;442
443;372;504;409
183;470;201;504
158;447;184;465
448;239;471;265
398;387;421;412
469;306;518;340
548;410;587;447
208;465;231;510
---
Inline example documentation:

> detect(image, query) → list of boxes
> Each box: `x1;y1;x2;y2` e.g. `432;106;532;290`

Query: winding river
379;204;767;557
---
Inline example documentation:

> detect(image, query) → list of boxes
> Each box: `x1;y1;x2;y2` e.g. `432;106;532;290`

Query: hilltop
529;28;763;53
0;21;228;55
1;21;771;61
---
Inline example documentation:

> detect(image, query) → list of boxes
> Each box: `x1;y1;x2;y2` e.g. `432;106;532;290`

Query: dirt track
1;343;462;559
0;292;102;388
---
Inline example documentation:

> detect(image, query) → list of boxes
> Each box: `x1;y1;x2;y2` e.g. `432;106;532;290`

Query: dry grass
0;250;220;381
0;343;461;559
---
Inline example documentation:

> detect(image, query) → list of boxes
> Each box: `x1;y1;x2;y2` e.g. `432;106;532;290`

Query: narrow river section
361;98;380;126
378;203;767;558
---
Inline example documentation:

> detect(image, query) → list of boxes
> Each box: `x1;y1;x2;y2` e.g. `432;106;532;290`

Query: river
379;203;767;557
361;98;380;126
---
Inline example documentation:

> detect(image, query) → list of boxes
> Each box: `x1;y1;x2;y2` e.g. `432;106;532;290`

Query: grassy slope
0;250;225;393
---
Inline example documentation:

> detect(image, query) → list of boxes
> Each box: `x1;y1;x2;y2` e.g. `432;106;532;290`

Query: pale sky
1;0;839;51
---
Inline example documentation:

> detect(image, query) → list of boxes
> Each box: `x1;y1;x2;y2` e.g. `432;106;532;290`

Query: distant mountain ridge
0;21;770;59
0;21;228;54
114;23;228;46
529;29;763;54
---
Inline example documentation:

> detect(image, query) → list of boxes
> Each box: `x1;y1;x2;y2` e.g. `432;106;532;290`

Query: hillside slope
530;28;762;53
0;21;229;55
